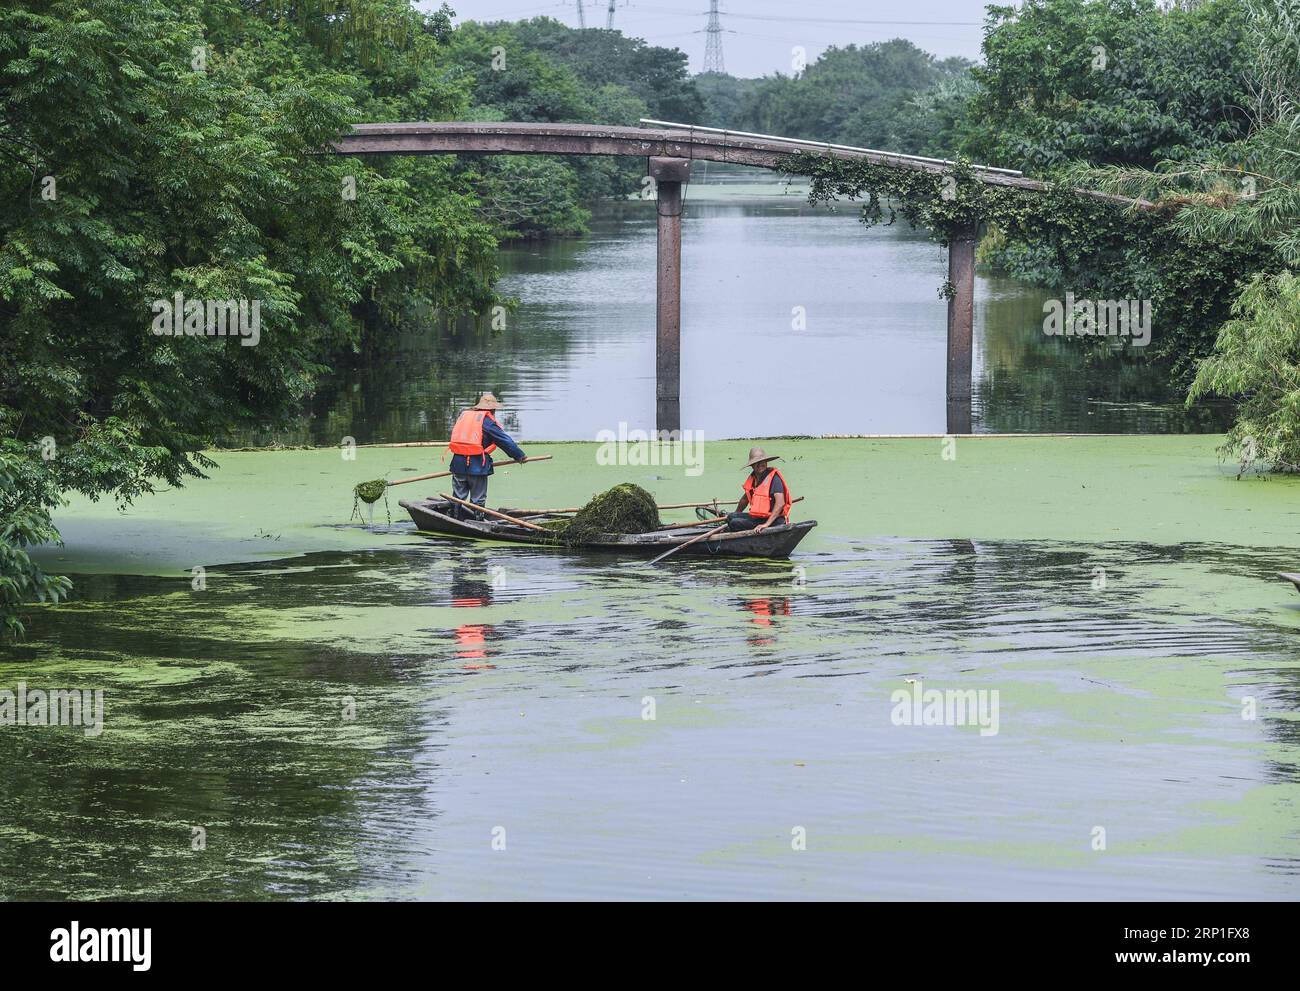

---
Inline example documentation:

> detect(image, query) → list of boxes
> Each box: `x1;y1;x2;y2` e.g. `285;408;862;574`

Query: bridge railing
637;118;1025;177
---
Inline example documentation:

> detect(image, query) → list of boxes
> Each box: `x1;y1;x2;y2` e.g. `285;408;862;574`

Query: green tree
708;41;974;156
446;17;702;221
1076;0;1300;469
505;18;704;122
966;0;1254;172
1188;273;1300;472
0;0;502;636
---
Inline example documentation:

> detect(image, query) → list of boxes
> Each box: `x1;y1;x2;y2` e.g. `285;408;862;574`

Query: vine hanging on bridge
777;151;1275;379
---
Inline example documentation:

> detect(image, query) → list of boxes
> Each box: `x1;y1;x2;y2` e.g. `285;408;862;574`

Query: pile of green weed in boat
544;483;660;544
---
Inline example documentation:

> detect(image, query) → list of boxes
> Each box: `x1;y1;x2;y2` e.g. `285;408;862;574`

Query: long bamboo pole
649;523;728;565
515;497;724;517
657;516;725;529
439;492;549;532
361;441;449;448
385;455;552;488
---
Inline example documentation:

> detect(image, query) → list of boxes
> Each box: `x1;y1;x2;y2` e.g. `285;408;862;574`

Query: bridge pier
650;156;689;434
946;226;977;435
335;124;1154;439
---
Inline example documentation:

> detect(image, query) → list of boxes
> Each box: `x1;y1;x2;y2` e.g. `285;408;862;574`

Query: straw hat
745;446;780;468
473;392;503;411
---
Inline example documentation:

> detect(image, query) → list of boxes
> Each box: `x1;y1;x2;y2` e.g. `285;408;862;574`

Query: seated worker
446;392;526;517
727;447;791;532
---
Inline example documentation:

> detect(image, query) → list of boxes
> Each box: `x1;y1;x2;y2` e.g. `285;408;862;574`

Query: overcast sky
430;1;996;77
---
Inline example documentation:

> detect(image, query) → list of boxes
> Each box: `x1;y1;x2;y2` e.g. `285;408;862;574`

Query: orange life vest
448;409;498;458
743;468;792;521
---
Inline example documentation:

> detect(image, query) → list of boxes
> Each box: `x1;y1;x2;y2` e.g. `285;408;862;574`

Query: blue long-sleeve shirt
449;415;525;476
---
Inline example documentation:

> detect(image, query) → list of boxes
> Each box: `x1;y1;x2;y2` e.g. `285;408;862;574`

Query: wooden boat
399;497;816;559
1279;572;1300;594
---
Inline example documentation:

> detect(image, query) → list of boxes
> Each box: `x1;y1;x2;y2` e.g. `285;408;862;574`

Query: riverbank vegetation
1074;0;1300;472
763;0;1296;473
2;0;1297;635
1;0;502;635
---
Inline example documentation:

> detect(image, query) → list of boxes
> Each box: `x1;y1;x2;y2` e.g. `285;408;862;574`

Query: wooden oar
439;492;549;532
649;523;728;565
386;455;552;488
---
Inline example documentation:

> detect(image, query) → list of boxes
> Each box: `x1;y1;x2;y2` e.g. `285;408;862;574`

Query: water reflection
239;170;1228;446
450;568;496;668
740;596;791;648
975;287;1230;432
4;533;1296;898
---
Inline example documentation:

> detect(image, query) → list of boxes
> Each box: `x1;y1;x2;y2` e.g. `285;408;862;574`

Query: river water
2;174;1291;902
6;438;1300;900
276;167;1227;446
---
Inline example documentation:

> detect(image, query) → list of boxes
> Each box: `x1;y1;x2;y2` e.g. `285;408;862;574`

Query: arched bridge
334;120;1151;433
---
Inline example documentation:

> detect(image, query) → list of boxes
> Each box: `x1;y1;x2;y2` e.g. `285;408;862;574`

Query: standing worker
446;392;526;518
727;447;791;532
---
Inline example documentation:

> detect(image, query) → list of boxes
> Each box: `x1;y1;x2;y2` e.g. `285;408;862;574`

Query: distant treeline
694;41;975;159
470;3;1254;240
448;16;705;236
453;24;976;230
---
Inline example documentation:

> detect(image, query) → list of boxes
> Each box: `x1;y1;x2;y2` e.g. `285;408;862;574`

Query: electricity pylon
703;0;725;74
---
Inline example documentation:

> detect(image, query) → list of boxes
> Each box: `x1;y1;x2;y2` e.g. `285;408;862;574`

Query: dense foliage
698;40;974;158
965;0;1254;172
447;17;703;234
1187;273;1300;473
0;447;71;640
0;0;504;636
1095;0;1300;470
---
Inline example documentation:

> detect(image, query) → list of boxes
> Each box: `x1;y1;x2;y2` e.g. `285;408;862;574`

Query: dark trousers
451;474;489;513
726;511;766;531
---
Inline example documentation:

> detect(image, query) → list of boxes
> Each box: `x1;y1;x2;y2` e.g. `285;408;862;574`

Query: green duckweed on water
27;435;1300;576
7;436;1300;899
